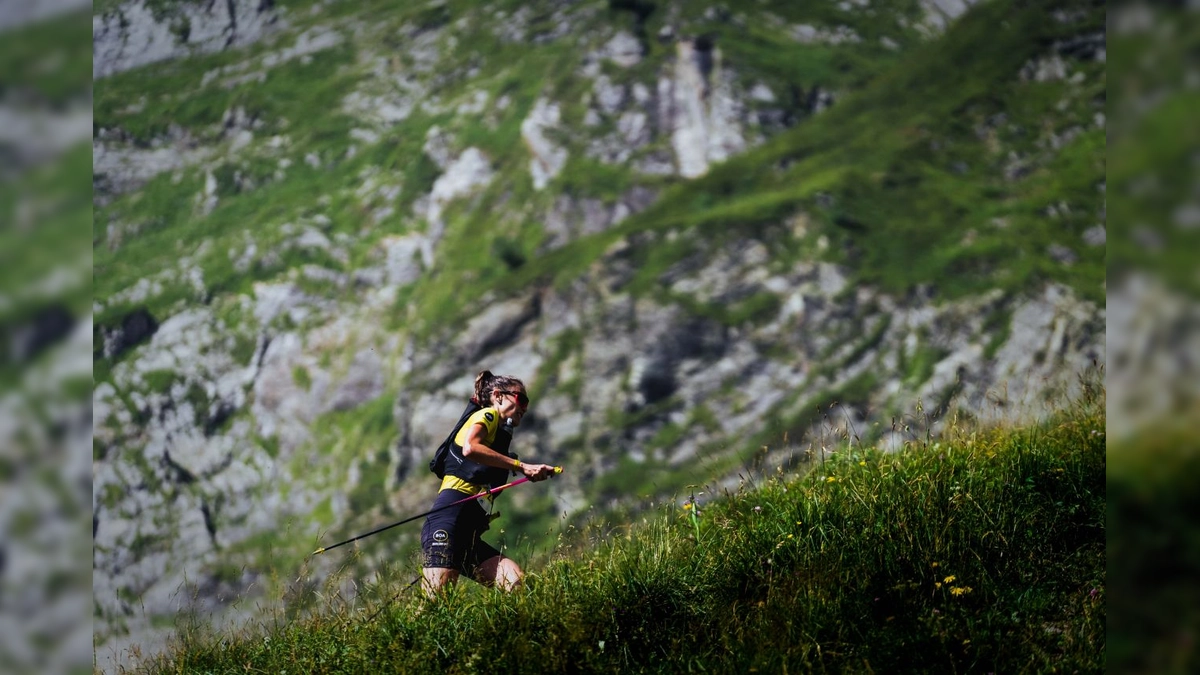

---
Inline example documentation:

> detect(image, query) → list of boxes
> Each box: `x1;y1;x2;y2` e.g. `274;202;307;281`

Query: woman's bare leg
475;555;523;591
422;567;459;598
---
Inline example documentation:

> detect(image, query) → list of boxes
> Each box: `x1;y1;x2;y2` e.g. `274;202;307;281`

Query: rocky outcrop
666;39;745;178
917;0;983;35
522;98;569;190
977;284;1103;420
419;147;494;262
93;0;281;79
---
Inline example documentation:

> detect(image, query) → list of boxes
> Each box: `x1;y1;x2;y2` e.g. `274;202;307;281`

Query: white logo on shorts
432;529;449;544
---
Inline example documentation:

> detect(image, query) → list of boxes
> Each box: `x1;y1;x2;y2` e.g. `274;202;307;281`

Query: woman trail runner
419;371;556;596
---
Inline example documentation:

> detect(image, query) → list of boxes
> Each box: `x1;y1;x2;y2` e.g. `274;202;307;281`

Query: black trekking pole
310;467;562;556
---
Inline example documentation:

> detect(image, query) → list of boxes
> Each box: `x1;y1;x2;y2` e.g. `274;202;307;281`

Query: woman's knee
477;555;523;591
422;567;458;597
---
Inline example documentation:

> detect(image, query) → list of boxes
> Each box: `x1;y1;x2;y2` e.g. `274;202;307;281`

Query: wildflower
931;562;939;568
826;476;836;483
950;586;973;596
859;461;867;466
753;506;762;513
683;502;692;510
787;534;794;539
943;575;956;584
935;582;943;589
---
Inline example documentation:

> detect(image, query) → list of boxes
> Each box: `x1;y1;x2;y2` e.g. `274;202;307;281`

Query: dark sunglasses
498;390;529;408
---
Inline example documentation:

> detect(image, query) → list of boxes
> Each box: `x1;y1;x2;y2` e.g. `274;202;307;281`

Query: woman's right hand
522;463;558;481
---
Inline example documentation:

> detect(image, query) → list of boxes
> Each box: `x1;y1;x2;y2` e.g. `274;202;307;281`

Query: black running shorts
420;489;501;576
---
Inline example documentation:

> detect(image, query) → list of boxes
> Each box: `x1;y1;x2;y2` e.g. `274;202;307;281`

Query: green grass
144;395;1105;674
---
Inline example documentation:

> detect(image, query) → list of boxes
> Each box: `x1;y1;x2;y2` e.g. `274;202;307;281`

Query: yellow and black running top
439;406;517;496
454;407;503;447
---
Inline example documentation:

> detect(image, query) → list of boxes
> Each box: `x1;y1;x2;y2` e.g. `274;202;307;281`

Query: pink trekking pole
310;467;562;556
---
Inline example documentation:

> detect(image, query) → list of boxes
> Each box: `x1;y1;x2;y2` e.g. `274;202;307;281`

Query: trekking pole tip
312;547;325;556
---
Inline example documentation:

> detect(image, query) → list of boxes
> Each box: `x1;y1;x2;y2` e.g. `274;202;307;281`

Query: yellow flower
683;503;692;510
931;562;939;568
859;461;867;466
826;476;836;483
943;575;956;584
950;586;973;596
935;582;942;589
787;534;794;539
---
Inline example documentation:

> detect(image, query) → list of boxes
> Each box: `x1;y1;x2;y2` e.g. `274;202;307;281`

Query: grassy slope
151;398;1105;674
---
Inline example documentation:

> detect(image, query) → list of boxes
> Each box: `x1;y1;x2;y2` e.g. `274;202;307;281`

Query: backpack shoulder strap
430;399;482;478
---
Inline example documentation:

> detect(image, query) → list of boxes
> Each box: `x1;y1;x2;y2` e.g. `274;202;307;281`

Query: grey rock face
666;39;746;178
977;284;1103;421
93;0;281;78
521;99;568;190
918;0;980;35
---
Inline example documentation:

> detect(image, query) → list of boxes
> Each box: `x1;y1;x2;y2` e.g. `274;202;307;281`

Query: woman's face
493;388;529;426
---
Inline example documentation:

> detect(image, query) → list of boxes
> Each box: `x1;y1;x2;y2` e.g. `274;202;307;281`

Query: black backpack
429;400;515;484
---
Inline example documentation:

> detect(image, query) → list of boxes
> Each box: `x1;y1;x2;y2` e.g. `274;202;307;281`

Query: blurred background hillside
0;0;93;673
1107;2;1200;672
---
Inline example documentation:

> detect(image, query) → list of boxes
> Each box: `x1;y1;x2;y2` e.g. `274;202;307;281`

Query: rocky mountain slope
92;0;1105;668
